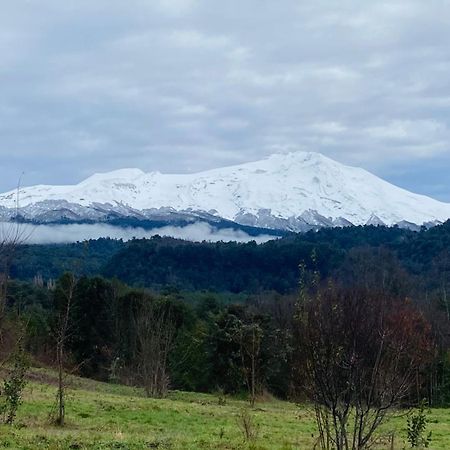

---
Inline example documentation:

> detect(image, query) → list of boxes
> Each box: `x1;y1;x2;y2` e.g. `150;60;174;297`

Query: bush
0;345;29;424
406;401;432;448
236;408;259;442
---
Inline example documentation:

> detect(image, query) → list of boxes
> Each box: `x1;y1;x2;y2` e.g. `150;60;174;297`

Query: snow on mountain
1;151;449;231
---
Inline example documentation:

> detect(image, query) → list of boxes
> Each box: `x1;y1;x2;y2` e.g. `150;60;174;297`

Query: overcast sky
1;0;450;200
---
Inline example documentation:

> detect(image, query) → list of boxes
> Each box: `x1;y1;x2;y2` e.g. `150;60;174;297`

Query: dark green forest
11;221;450;294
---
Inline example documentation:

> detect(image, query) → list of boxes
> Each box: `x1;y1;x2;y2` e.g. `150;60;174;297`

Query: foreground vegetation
0;369;449;449
2;222;450;447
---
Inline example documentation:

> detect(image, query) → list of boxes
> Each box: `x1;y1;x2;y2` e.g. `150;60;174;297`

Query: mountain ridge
1;151;449;232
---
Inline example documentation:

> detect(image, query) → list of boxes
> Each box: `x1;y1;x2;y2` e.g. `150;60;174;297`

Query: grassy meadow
0;369;449;449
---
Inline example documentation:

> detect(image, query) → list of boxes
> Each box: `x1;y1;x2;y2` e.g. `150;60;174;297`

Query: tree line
2;263;448;404
10;221;450;295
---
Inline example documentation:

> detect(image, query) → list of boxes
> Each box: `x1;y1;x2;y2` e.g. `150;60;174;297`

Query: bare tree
133;298;175;398
236;320;263;407
52;273;77;426
0;184;32;366
0;223;27;328
0;185;31;424
293;283;434;450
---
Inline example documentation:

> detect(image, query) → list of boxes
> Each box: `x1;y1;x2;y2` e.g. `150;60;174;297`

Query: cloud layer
1;222;276;245
1;1;449;199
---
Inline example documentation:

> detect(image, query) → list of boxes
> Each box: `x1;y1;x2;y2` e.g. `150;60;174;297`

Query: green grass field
0;369;449;449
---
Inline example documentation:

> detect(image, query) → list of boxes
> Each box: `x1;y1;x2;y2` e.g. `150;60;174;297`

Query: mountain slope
1;151;449;231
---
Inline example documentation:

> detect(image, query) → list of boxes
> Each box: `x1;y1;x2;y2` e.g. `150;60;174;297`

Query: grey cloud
0;0;449;199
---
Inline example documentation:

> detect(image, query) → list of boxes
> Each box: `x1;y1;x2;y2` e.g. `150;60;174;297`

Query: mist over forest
0;221;276;245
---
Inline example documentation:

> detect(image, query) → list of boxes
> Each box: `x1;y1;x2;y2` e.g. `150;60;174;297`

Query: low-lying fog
0;222;278;245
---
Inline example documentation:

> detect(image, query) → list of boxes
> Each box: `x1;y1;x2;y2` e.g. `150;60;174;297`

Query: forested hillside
11;221;450;294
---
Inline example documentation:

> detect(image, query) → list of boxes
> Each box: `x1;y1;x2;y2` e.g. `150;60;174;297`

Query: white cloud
7;222;276;245
169;29;231;49
151;0;198;16
365;120;447;144
309;122;347;134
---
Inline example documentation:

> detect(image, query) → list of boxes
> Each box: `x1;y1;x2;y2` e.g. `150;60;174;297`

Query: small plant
217;388;227;406
406;401;432;448
109;357;122;384
236;408;259;442
0;345;30;424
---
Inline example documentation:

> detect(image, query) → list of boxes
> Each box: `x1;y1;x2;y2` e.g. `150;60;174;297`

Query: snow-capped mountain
1;151;450;232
